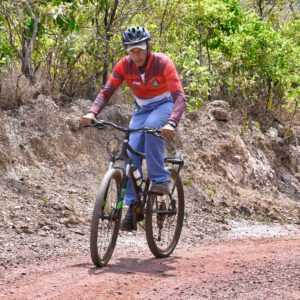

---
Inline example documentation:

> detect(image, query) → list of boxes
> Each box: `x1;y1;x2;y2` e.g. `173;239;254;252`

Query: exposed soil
0;96;300;299
1;229;299;300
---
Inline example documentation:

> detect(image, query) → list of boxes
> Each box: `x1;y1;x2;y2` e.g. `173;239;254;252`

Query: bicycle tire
145;168;185;258
90;168;122;267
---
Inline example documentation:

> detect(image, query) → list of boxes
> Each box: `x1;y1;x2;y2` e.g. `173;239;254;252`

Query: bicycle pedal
150;191;164;196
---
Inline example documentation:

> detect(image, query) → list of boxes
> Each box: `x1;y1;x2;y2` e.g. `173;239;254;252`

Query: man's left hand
160;124;175;139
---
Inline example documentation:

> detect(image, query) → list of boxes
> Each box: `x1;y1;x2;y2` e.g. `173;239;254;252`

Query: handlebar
83;120;163;137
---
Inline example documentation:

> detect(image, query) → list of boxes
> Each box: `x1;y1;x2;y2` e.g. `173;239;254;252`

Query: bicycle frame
108;130;147;221
87;119;185;265
85;120;184;223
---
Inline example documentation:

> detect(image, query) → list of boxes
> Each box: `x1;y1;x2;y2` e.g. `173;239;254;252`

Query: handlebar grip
82;121;106;129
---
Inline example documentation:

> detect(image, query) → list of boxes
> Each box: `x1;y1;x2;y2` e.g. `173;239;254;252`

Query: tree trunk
206;42;211;72
101;0;119;86
22;38;37;85
21;1;39;85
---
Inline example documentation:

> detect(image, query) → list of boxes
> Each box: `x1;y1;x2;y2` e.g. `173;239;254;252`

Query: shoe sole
120;215;144;231
120;227;134;232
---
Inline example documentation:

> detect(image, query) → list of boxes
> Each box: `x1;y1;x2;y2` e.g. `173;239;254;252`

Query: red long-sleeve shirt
89;52;185;124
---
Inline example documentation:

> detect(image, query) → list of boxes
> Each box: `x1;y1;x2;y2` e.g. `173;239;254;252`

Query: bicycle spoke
90;169;122;267
151;193;177;249
145;168;184;257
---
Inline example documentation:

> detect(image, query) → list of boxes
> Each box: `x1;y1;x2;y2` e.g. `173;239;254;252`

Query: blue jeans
124;97;174;205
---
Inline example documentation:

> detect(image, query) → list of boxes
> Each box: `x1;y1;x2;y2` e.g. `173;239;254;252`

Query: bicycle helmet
122;26;151;46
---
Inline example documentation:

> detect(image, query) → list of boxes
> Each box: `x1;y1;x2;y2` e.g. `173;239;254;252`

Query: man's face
128;47;147;67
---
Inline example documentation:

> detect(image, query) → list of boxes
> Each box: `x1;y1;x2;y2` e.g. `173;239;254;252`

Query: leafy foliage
0;0;299;125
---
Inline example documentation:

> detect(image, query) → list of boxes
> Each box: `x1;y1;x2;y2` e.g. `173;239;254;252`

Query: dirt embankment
0;95;300;282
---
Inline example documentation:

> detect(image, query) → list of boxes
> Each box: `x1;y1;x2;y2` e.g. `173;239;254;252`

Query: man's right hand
81;112;96;126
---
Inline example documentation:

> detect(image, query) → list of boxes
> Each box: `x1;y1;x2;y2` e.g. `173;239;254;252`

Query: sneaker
120;205;134;231
150;182;170;195
136;213;144;223
120;204;144;231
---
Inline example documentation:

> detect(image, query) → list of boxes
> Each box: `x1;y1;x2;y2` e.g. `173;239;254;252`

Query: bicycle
84;120;185;267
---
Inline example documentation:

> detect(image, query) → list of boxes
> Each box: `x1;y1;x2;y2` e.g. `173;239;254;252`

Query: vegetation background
0;0;299;128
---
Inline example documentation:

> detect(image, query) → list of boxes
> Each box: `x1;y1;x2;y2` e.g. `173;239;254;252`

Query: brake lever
146;129;165;140
82;123;95;128
96;124;107;129
157;133;166;140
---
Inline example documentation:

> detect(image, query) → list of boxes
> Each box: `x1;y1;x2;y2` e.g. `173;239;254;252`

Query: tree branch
159;0;170;38
263;1;277;19
60;39;95;91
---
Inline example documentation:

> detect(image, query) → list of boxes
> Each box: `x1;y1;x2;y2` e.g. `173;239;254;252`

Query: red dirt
1;235;300;300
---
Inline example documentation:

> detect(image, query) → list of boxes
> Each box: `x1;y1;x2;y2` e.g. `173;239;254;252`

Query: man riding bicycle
81;26;186;231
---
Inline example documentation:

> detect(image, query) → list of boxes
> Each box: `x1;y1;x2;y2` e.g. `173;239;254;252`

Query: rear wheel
145;168;184;258
90;168;122;267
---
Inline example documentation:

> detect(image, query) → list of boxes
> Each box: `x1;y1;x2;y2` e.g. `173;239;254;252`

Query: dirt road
1;234;300;300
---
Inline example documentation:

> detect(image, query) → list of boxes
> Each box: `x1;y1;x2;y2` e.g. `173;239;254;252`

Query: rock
60;218;70;225
206;100;230;110
222;225;231;231
66;118;80;132
70;228;84;235
266;127;278;140
239;206;251;217
227;163;244;184
13;226;23;234
21;225;34;234
38;221;45;228
59;231;66;238
63;204;72;211
210;108;231;122
60;214;79;225
68;189;77;194
277;167;300;198
50;202;63;211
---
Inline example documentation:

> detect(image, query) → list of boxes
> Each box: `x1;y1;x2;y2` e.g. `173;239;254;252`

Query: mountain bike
84;120;184;267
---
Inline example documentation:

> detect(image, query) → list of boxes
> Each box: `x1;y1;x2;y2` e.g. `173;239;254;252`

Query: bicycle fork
113;163;132;221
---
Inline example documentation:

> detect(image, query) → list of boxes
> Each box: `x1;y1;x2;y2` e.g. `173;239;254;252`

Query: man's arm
88;59;125;116
164;58;186;125
160;58;186;138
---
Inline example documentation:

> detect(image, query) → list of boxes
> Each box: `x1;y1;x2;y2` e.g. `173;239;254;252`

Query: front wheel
90;168;122;267
145;168;185;258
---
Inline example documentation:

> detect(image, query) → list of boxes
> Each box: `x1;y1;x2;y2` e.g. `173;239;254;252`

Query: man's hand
160;124;175;139
81;112;96;126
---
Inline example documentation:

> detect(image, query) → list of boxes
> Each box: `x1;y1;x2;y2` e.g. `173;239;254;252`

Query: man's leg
121;109;149;231
122;100;173;230
144;100;174;185
123;109;147;206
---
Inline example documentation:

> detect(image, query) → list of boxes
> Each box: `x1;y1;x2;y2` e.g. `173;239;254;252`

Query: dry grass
0;66;51;110
0;66;133;110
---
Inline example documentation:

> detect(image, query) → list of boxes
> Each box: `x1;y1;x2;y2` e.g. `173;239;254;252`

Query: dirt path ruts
1;235;300;300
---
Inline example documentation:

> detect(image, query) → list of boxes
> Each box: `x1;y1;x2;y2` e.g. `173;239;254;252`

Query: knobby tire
145;168;185;258
90;168;122;267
